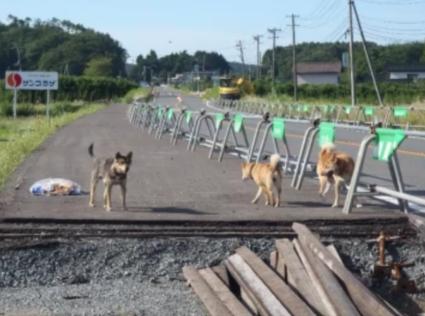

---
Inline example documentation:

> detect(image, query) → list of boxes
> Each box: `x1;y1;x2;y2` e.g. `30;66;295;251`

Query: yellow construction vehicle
219;76;253;100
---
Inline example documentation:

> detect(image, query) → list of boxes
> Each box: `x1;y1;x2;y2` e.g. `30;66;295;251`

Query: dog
88;143;132;211
241;154;282;207
317;144;354;208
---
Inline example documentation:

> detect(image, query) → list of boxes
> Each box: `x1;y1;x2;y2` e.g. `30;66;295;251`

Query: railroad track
0;217;416;241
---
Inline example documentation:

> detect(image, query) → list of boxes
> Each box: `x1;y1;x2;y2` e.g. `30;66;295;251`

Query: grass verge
0;102;105;187
121;87;152;104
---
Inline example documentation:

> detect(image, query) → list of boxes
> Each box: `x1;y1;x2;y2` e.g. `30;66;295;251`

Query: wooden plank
292;222;396;316
236;246;315;316
227;254;291;316
276;239;327;316
270;250;277;269
199;268;253;316
276;252;286;280
326;244;402;316
270;250;286;280
225;259;263;315
183;266;233;316
212;264;230;287
326;244;343;263
294;239;360;316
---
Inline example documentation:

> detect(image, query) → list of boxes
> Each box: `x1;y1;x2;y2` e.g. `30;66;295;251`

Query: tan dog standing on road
241;154;282;207
88;144;132;212
317;144;354;208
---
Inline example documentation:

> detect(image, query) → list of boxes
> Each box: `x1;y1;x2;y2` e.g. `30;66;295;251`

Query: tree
0;17;127;77
84;56;114;77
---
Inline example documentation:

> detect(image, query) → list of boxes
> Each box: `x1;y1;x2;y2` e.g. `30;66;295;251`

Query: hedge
253;80;425;105
0;76;137;103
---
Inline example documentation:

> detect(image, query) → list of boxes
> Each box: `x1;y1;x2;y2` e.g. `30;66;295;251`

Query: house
296;62;341;85
387;65;425;81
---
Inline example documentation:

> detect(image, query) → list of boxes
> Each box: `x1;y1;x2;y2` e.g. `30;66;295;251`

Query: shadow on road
126;206;215;215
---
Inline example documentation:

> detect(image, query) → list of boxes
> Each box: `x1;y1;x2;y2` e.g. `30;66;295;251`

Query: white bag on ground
30;178;82;196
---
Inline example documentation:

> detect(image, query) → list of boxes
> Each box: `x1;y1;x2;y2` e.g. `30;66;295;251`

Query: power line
235;40;246;75
348;0;356;107
253;35;263;80
357;0;425;5
268;28;282;84
287;14;299;101
352;0;383;106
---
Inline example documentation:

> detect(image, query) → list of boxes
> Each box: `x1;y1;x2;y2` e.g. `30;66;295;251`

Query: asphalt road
0;91;406;223
157;88;425;199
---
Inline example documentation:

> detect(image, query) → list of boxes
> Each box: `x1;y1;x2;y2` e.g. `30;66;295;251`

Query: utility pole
236;40;246;76
352;1;383;106
348;0;356;107
268;28;281;84
253;35;263;80
287;14;299;101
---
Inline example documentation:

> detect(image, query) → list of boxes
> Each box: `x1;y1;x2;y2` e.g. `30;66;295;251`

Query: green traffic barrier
298;104;309;112
167;108;174;121
185;111;192;124
345;106;352;114
373;128;406;161
324;105;336;113
233;114;244;133
318;122;335;146
363;106;375;116
271;118;285;140
215;113;225;129
393;106;408;118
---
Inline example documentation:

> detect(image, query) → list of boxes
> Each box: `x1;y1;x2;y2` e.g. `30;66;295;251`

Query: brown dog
241;154;282;207
88;144;132;211
317;144;354;208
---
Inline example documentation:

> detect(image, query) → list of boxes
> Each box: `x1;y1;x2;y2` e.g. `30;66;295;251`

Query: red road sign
6;72;22;88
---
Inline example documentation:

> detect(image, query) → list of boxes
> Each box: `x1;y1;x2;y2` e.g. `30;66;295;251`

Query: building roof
296;62;341;74
387;65;425;72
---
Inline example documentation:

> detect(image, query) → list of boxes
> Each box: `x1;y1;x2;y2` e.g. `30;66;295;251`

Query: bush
253;80;272;96
0;76;137;104
250;79;425;105
0;102;36;117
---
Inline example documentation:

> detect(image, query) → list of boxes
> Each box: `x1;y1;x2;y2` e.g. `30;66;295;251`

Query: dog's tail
270;154;281;171
88;143;95;158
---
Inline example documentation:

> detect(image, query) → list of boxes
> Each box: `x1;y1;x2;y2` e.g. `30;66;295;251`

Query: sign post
5;71;59;119
46;89;51;123
13;88;17;120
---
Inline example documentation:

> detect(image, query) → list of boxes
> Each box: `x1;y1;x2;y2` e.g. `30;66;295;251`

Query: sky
1;0;425;64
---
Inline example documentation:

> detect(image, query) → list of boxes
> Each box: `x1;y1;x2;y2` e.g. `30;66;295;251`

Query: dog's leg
332;176;343;208
120;182;127;210
103;182;112;212
274;180;282;207
251;187;262;204
89;176;98;208
318;176;327;196
264;186;274;206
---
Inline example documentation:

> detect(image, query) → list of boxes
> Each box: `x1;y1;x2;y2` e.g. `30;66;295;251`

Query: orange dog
241;154;282;207
317;144;355;208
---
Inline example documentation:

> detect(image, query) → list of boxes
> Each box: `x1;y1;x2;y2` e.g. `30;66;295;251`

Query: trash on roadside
30;178;82;196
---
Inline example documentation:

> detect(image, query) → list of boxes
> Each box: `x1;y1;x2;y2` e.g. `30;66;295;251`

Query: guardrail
128;101;425;215
343;128;425;214
215;99;425;131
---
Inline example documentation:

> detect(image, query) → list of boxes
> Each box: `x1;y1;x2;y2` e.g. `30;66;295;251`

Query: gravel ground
0;236;424;315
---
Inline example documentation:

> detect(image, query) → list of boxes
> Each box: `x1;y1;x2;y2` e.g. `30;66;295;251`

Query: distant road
158;87;425;198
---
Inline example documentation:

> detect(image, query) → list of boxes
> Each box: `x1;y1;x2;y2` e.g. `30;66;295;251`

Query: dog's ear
115;152;122;159
127;151;133;163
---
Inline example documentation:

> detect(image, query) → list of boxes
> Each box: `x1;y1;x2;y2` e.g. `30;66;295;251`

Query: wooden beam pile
183;223;402;316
